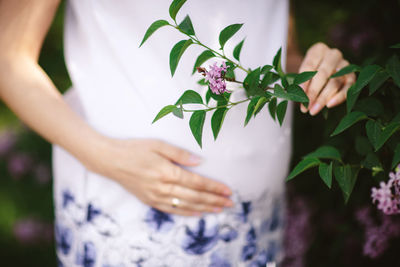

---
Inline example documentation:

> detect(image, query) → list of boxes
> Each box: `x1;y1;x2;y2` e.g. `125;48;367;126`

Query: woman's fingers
309;59;349;115
163;163;232;196
326;78;354;108
307;48;343;107
154;203;200;217
152;140;202;166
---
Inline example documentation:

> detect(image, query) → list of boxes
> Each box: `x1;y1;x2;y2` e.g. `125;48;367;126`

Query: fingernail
223;188;231;196
309;103;321;116
327;99;336;108
189;154;202;164
225;200;234;207
300;105;308;113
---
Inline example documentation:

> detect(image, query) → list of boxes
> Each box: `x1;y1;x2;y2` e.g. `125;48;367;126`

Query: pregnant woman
0;0;354;266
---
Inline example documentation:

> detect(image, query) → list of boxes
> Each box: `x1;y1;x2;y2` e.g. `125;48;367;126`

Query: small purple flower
371;165;400;215
0;130;17;157
34;163;51;185
7;152;33;178
204;62;230;95
13;218;53;244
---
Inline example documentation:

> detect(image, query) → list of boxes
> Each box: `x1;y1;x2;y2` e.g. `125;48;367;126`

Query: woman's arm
0;0;233;216
0;0;104;168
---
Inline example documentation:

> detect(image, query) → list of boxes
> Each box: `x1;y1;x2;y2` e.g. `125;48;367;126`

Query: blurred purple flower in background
7;152;33;179
282;194;313;267
34;163;52;185
356;206;400;259
13;218;53;245
0;130;17;158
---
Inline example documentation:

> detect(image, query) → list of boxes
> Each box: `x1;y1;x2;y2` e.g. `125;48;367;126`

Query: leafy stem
182;98;250;112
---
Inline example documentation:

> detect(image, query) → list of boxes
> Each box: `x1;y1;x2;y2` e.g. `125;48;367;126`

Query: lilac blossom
204;62;230;95
0;130;17;157
34;163;52;185
7;152;33;179
355;206;400;259
13;218;53;244
371;165;400;215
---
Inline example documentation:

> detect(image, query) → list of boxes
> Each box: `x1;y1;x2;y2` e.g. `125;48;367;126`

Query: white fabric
53;1;292;266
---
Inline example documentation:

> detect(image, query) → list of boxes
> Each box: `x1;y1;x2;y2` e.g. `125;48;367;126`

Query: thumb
151;140;202;166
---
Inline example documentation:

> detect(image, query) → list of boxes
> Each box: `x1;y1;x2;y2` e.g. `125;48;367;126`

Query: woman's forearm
0;56;107;170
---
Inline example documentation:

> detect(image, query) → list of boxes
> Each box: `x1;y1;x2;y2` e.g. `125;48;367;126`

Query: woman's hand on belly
87;138;234;216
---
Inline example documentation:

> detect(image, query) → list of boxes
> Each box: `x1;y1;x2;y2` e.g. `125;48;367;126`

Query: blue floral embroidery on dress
209;251;231;267
239;201;252;223
62;190;75;208
219;225;238;242
57;257;64;267
87;203;102;222
248;241;279;267
269;204;281;232
76;242;96;267
55;224;73;255
145;208;174;232
182;218;219;255
241;226;258;261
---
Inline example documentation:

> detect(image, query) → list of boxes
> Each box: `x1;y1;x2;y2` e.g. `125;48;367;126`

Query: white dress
53;1;292;266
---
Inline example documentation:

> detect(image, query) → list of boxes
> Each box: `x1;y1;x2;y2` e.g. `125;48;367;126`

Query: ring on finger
171;197;180;208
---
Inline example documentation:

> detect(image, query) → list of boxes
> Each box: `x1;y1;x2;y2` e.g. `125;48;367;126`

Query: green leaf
243;68;261;96
211;108;228;140
189;110;206;148
346;84;360;113
205;90;212;104
304;146;341;161
365;120;381;150
331;111;368;136
353;65;381;94
192;50;215;74
392;143;400;169
286;157;321;181
170;39;193;76
253;96;268;117
334;165;359;203
268;97;277;120
139;20;170;47
233;39;245;61
172;107;183;119
386;55;400;87
152;105;176;123
169;0;187;21
378;122;400;151
175;90;203;105
331;64;360;78
369;70;389;95
355;136;372;156
362;152;382;170
391;43;400;49
273;47;283;76
319;162;333;188
276;100;288;126
178;15;195;36
261;72;280;89
261;65;273;74
294;71;317;85
354;97;384;117
224;61;236;80
219;23;244;49
244;97;261;126
286;84;309;103
366;120;400;151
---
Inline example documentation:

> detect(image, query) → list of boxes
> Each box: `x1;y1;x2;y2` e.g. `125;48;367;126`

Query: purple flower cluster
204;62;230;95
371;165;400;215
355;206;400;259
13;217;54;244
